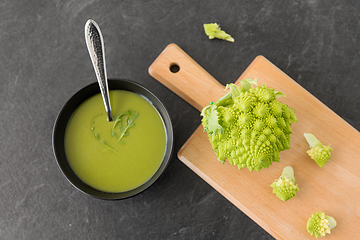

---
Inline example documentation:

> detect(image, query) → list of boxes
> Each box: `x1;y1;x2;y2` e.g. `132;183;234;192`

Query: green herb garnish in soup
64;90;166;193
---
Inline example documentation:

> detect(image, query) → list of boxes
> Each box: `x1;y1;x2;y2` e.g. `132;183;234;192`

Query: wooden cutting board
149;43;360;240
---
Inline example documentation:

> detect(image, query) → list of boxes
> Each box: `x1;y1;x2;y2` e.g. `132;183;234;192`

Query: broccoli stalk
270;166;299;201
203;23;234;42
304;133;332;167
200;79;298;171
307;211;337;238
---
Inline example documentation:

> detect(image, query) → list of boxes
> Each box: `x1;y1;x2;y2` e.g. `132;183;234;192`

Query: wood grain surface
149;43;360;240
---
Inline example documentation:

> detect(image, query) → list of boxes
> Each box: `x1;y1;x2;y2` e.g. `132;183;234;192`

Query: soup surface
65;90;166;193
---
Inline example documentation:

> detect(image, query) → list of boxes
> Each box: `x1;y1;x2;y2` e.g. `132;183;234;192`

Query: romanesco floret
307;211;336;238
270;166;299;201
304;133;332;168
201;79;297;172
203;23;234;42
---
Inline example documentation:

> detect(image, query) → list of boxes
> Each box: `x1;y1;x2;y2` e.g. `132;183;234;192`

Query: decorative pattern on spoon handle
85;19;113;121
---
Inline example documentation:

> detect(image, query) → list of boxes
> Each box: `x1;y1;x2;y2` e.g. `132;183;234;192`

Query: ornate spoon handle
85;19;113;121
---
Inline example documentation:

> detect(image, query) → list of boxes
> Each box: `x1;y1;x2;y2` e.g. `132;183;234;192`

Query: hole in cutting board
170;63;180;73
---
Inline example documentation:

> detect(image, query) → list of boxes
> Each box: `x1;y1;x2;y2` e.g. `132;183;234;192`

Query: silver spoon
85;19;113;121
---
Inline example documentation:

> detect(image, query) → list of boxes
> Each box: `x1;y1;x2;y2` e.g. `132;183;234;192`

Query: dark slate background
1;0;359;239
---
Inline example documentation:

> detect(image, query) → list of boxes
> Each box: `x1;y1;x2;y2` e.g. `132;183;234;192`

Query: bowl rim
52;78;174;200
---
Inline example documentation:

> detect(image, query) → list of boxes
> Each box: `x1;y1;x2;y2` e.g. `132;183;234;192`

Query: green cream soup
64;90;166;193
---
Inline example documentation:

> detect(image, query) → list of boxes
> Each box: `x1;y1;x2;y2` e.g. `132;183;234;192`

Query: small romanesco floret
307;211;336;238
270;166;299;201
203;23;234;42
304;133;332;168
200;79;297;172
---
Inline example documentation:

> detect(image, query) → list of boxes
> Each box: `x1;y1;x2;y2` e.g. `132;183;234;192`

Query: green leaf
91;113;120;155
115;111;139;143
112;111;131;136
203;105;223;135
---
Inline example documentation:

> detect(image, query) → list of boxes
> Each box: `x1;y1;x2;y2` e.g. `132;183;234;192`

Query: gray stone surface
1;0;360;239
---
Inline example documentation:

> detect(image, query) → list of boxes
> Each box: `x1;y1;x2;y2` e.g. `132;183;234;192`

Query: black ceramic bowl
52;79;173;200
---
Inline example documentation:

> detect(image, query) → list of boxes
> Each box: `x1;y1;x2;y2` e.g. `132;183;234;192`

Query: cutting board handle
148;43;226;112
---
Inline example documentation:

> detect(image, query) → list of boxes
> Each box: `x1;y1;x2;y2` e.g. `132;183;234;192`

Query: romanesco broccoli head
203;23;234;42
270;166;299;201
201;79;297;172
307;211;337;238
304;133;332;168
